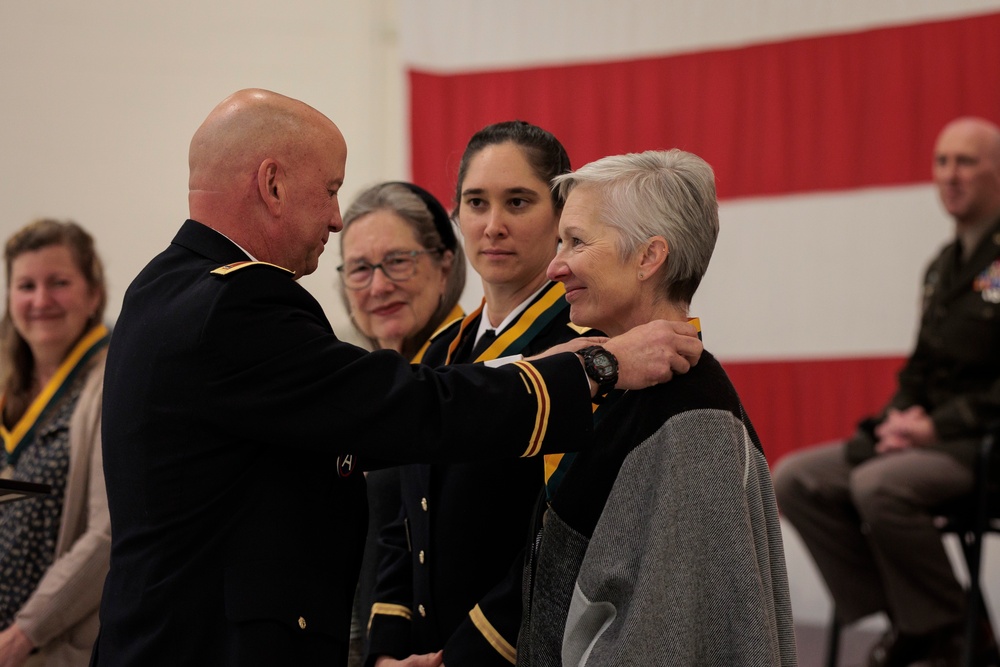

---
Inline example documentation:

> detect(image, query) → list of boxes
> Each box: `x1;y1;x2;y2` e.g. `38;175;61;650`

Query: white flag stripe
401;0;1000;72
702;185;951;360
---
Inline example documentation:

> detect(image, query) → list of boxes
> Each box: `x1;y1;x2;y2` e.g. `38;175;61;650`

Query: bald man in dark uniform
91;89;703;667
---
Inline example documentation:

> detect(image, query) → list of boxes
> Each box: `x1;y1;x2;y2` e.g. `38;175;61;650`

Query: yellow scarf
1;324;109;463
411;304;465;364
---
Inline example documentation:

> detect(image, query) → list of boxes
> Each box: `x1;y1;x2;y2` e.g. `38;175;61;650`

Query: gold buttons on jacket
421;497;428;511
419;550;425;564
418;604;427;617
298;616;307;630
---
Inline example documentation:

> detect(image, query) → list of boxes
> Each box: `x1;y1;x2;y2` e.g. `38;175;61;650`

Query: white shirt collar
212;228;257;261
474;282;550;344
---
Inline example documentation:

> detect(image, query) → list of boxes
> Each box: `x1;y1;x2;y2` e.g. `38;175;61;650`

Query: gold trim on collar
476;283;566;362
412;304;465;364
210;261;294;276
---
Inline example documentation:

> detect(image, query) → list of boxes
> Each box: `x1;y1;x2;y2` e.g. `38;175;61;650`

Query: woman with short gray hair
517;149;795;666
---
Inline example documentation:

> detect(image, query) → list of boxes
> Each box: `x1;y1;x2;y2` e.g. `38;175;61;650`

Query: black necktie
470;329;497;360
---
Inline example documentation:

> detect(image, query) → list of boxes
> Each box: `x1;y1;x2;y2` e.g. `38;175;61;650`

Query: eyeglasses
337;248;441;290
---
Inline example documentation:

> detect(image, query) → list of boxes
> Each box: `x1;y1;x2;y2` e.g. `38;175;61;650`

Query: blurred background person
773;117;1000;667
518;150;795;665
0;219;110;667
338;181;465;665
366;121;589;666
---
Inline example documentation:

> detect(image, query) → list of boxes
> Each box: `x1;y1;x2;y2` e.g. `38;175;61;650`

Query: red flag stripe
409;11;1000;208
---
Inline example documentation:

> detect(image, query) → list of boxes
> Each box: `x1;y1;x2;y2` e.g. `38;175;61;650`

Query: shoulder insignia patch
210;261;294;276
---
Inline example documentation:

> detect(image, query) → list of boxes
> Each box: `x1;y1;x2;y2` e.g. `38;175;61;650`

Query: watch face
592;353;614;379
581;346;618;400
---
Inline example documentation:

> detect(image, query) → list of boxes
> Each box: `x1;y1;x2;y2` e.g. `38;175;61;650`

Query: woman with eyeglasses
338;182;465;361
366;121;592;667
338;181;466;667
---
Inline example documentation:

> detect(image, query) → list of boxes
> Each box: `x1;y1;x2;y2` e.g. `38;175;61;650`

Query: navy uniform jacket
847;217;1000;467
93;220;594;667
367;283;588;666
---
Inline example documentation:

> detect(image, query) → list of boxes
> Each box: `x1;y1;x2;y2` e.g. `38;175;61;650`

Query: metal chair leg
826;609;841;667
960;530;983;667
960;426;998;667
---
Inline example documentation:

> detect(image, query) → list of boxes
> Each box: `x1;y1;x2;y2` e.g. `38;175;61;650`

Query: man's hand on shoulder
528;336;609;359
604;319;703;391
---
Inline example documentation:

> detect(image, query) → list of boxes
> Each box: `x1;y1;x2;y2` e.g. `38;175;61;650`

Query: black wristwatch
578;345;619;402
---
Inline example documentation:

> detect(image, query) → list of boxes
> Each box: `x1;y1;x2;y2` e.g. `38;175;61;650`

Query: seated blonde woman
516;150;795;666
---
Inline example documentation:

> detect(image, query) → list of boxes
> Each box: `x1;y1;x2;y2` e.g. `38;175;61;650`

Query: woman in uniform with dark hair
366;121;590;667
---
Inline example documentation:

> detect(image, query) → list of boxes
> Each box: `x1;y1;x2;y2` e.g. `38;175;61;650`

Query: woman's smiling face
547;186;638;336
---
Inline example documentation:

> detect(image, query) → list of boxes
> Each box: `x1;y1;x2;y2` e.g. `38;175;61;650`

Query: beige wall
0;0;406;346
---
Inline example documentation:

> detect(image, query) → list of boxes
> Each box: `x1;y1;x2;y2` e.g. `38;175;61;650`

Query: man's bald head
933;116;1000;227
189;88;338;193
187;89;348;277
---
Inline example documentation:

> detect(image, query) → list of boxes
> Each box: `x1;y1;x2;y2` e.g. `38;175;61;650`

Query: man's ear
257;159;283;215
638;236;669;280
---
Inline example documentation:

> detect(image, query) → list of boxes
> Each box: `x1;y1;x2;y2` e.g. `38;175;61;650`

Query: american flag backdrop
398;0;1000;465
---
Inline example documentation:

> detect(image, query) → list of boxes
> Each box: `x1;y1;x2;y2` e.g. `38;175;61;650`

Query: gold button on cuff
419;550;425;564
418;604;426;617
421;497;428;511
298;616;307;630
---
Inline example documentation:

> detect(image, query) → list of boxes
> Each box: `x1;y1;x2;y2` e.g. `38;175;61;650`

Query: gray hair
339;182;466;357
553;149;719;306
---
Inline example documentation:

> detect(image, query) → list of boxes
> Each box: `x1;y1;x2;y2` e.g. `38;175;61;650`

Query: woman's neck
31;359;62;392
481;274;549;328
606;299;689;338
28;341;76;393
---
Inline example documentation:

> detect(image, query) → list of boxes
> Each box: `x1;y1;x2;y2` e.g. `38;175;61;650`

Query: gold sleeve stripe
513;361;549;458
469;604;516;664
368;603;412;632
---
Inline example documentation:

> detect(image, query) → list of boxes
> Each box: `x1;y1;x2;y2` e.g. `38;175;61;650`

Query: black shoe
977;617;1000;667
917;620;1000;667
869;628;932;667
918;624;963;667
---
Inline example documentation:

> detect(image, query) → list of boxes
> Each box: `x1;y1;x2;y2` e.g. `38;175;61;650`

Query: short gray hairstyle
552;149;719;305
